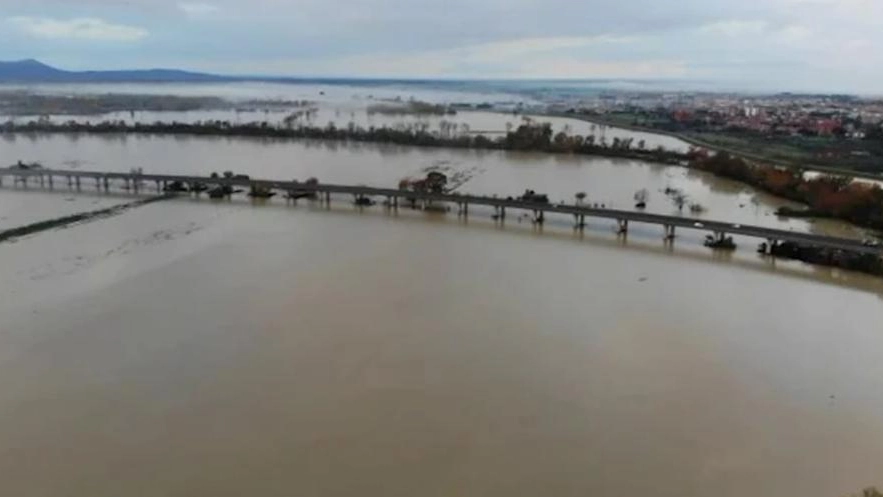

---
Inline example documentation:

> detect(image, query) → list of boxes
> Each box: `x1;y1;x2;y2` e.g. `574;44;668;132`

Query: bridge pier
493;206;507;220
156;180;162;193
5;167;880;261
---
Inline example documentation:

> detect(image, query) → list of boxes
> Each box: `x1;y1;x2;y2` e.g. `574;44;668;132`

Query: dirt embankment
0;194;173;243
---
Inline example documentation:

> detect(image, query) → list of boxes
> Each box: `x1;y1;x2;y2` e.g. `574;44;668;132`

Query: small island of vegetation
367;100;457;116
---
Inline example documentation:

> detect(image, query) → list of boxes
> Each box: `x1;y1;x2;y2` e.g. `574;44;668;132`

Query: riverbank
687;150;883;233
555;112;883;181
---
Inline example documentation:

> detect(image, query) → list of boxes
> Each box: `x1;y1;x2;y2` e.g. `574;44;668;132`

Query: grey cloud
1;0;882;91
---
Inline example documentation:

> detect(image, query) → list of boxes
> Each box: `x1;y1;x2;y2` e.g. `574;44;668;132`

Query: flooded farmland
0;82;881;497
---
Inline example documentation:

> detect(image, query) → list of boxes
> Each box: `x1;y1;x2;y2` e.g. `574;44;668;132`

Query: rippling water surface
0;82;881;497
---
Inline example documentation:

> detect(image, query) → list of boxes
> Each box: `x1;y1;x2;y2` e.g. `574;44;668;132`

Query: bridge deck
2;167;881;256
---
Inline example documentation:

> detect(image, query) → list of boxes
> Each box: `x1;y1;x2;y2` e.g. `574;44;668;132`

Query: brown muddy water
0;131;882;497
0;194;881;497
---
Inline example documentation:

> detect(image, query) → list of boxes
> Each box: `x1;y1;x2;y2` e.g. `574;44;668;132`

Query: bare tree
673;192;687;211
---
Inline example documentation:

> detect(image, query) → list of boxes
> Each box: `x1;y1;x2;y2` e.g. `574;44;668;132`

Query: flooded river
0;132;865;240
0;188;131;230
0;196;882;497
3;80;690;153
0;84;882;497
5;108;690;153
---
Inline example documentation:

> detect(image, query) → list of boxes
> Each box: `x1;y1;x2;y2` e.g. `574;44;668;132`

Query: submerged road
2;167;881;256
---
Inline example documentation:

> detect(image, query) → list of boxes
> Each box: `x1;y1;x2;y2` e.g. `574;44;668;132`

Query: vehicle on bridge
398;171;448;194
518;189;550;204
10;161;43;170
287;177;319;200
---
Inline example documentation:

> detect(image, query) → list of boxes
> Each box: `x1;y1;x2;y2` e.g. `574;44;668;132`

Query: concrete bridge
2;167;881;256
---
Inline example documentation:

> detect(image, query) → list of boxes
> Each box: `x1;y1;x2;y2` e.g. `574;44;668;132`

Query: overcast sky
2;0;882;92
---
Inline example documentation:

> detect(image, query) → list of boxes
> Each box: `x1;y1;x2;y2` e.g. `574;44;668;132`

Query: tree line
688;149;883;231
0;118;687;165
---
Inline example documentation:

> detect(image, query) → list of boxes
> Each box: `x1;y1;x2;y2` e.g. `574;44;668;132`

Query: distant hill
0;59;231;83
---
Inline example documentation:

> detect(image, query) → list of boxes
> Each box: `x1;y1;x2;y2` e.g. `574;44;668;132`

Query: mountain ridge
0;59;231;83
